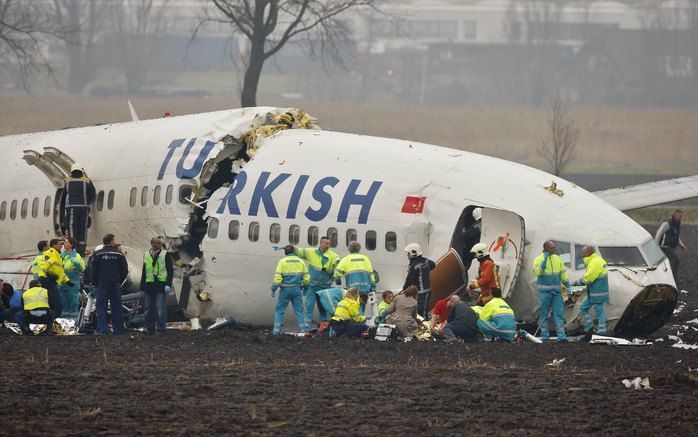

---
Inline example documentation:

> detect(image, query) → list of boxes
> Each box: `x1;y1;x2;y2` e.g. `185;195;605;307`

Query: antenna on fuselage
128;100;140;122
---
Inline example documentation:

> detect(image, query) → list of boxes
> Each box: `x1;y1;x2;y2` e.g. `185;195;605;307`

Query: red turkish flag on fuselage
401;196;426;214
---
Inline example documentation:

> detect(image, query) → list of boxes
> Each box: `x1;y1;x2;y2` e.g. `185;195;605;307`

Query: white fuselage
0;108;676;333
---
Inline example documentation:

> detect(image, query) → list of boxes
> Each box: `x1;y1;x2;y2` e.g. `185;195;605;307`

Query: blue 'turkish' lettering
216;171;247;215
305;176;339;222
176;139;217;180
286;175;309;219
158;139;185;180
249;171;291;218
337;180;383;224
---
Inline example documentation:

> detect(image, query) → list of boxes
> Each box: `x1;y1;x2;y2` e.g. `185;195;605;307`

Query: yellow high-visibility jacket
332;296;366;323
37;248;69;284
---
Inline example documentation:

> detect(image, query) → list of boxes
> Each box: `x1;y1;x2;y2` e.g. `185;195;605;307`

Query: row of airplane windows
207;219;399;252
0;196;53;221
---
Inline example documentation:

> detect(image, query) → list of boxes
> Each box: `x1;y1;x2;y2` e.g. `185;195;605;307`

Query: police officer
271;245;310;335
403;243;436;319
37;239;71;318
655;209;688;280
139;237;174;334
61;163;96;256
91;234;129;335
334;241;376;293
294;236;339;331
572;246;609;337
533;241;571;341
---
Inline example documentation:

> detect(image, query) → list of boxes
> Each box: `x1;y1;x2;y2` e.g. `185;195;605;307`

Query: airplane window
385;231;397;252
574;244;586;270
308;226;319;246
551;241;572;267
107;190;115;210
269;223;281;243
179;185;193;205
31;198;39;218
346;229;357;246
10;200;17;220
366;230;377;251
249;221;260;242
327;227;338;248
641;239;666;267
289;225;300;245
165;185;173;205
96;191;105;211
21;199;28;219
129;187;137;207
141;186;148;206
0;201;5;220
229;220;240;240
43;196;51;217
598;246;647;267
207;218;219;239
153;185;161;206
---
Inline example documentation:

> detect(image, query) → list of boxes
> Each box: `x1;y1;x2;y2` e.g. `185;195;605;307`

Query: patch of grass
627;206;698;225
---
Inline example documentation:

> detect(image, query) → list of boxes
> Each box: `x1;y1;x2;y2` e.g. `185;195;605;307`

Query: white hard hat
472;207;482;221
71;163;84;173
404;243;422;258
470;242;489;259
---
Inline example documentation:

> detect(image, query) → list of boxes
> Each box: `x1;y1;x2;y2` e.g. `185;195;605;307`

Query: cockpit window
598;246;647;267
641;239;666;267
551;241;571;267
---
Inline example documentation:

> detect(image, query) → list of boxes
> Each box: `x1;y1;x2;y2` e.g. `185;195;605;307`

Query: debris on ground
672;343;698;350
590;335;649;346
686;318;698;325
622;377;652;390
674;301;687;315
546;358;566;369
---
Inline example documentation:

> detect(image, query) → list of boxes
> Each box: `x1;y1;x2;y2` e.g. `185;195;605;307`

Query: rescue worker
462;207;482;269
533;241;571;341
468;243;500;305
442;295;479;342
61;163;96;256
294;237;340;330
316;287;345;320
403;243;436;319
376;290;394;324
271;245;310;335
475;288;517;342
60;237;85;319
139;237;174;335
334;241;376;293
331;287;368;337
31;240;49;280
655;209;688;280
429;297;449;336
37;239;71;318
91;234;129;335
21;279;56;334
571;246;609;336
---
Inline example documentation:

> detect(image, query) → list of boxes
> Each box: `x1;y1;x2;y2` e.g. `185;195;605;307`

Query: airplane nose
614;283;678;337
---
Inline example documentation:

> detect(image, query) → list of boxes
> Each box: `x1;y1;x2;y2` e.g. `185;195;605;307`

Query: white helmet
470;242;489;259
70;163;84;173
404;243;422;258
472;207;482;221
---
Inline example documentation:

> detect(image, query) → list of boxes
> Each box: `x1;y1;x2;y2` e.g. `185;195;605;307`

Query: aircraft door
467;208;526;299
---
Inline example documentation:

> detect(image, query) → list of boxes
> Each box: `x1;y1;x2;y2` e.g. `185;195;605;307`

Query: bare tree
0;0;76;87
538;92;579;176
196;0;378;107
113;0;171;94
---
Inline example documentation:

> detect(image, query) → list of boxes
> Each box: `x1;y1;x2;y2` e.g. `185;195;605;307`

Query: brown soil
1;227;697;436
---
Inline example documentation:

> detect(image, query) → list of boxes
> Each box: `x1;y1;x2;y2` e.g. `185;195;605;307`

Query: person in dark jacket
403;243;436;319
60;163;96;256
91;234;129;334
443;295;479;343
655;209;688;280
139;237;173;334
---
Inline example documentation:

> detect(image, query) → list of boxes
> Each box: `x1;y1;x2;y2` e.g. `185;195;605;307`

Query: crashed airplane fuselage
0;107;685;335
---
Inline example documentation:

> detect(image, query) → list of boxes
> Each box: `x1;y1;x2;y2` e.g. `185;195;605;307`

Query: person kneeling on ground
21;279;57;334
476;288;517;342
331;288;368;337
429;297;449;337
443;295;479;343
376;290;394;324
385;286;419;338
